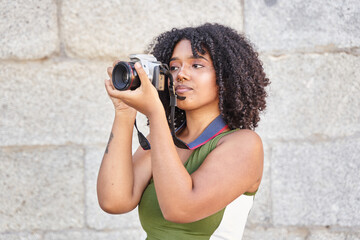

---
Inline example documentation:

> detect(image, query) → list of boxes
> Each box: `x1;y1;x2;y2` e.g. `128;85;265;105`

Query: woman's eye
193;64;203;69
170;66;179;71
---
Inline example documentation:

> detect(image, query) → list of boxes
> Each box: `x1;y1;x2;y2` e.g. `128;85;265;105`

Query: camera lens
112;62;140;90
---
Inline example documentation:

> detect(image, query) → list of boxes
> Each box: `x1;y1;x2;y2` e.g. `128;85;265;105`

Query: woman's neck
180;106;221;143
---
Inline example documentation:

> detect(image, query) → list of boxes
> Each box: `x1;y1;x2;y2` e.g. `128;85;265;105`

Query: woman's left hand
105;62;164;118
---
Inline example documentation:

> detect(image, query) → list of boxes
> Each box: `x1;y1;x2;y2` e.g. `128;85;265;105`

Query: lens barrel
112;62;140;91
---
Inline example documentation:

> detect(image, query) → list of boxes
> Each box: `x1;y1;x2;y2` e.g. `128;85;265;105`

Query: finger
105;79;133;101
105;79;121;98
113;59;120;68
107;67;113;78
106;69;115;89
104;79;114;93
134;62;151;88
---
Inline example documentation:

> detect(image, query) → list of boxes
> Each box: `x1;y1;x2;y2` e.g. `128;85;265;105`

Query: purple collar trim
175;115;228;150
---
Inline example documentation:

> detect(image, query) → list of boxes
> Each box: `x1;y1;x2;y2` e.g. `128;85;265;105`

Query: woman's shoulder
217;129;262;148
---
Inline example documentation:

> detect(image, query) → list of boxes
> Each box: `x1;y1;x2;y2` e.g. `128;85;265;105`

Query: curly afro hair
147;23;270;130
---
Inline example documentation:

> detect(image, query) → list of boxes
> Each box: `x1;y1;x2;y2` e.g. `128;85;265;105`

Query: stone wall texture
1;0;359;239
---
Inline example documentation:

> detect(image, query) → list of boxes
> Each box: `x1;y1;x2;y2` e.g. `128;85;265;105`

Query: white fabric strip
210;194;254;240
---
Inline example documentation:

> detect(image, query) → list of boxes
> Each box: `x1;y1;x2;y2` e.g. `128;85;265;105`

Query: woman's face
169;40;219;112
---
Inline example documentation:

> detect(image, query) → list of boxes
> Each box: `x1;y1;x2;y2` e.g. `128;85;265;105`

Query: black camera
112;54;166;91
111;54;188;149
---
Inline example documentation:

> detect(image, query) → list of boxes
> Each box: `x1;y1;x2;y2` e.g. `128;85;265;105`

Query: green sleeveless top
138;129;255;240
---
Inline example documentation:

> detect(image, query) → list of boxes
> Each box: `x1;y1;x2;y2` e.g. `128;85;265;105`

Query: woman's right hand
105;60;137;116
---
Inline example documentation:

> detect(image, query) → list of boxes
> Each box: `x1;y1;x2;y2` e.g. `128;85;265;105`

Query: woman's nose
177;66;190;82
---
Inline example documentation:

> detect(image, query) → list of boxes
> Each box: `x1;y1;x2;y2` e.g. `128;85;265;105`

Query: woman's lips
175;85;193;94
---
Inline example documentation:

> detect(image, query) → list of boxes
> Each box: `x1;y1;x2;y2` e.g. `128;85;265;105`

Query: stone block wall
1;0;359;239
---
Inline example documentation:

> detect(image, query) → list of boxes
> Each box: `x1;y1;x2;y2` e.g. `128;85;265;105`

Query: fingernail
135;62;141;68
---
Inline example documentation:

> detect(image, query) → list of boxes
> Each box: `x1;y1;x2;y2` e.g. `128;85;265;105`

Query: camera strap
164;66;190;149
173;115;228;150
134;119;151;150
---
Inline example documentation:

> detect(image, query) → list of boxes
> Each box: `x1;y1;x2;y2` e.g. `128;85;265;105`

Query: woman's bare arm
96;61;152;214
96;110;152;214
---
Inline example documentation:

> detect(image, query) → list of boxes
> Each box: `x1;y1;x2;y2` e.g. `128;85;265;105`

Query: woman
97;23;269;240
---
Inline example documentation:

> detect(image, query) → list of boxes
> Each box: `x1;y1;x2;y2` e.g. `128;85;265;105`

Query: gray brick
243;227;307;240
307;229;347;240
256;53;360;140
271;139;360;226
85;145;143;232
0;146;84;232
246;142;271;226
61;0;243;59
314;54;360;138
44;230;143;240
0;232;42;240
0;60;114;146
244;0;360;53
0;0;59;59
347;232;360;240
